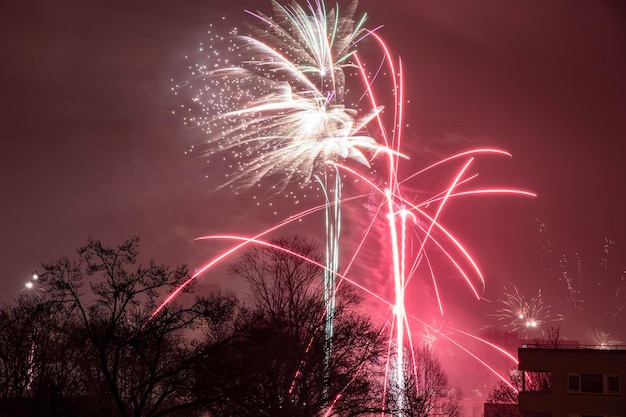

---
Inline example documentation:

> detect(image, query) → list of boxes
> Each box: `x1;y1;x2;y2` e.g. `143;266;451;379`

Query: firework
490;286;559;335
174;1;395;398
175;0;392;191
538;221;626;324
166;0;537;409
584;329;622;348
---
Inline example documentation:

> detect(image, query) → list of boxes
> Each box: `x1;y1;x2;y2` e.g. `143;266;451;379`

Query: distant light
25;282;34;289
32;274;38;281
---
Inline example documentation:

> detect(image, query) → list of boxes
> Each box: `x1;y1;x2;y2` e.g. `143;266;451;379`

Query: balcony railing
520;343;626;350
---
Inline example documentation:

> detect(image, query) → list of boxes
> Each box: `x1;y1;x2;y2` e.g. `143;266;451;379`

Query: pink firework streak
162;4;535;408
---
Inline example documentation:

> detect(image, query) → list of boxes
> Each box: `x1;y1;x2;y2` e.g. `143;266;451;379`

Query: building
518;343;626;417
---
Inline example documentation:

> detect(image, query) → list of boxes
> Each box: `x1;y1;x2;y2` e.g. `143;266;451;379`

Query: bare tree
387;347;463;417
34;237;238;417
0;295;85;417
197;235;384;417
485;372;522;417
542;323;563;348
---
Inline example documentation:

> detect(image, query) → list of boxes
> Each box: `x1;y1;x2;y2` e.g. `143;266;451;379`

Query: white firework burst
176;0;392;191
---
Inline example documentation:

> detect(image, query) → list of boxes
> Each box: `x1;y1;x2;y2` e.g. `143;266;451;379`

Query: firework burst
584;329;622;348
489;286;560;335
173;1;399;400
174;0;393;191
537;221;626;336
165;0;537;408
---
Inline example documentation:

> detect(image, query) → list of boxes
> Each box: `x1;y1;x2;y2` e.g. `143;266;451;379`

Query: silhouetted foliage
386;347;462;417
1;237;238;417
0;236;465;417
485;372;522;417
195;235;385;417
0;296;83;417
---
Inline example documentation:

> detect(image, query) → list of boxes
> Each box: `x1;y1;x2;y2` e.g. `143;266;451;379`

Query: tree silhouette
386;346;463;417
485;372;522;417
32;237;238;417
1;236;466;417
0;296;83;417
195;235;385;417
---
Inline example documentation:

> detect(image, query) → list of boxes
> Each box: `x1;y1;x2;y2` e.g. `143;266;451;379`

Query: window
607;375;620;393
567;373;621;394
523;371;551;392
568;374;580;392
581;374;603;393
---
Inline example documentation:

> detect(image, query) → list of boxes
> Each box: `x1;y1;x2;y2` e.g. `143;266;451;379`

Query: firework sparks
489;286;560;335
173;2;393;399
538;221;626;322
166;0;537;409
174;0;392;191
584;329;622;348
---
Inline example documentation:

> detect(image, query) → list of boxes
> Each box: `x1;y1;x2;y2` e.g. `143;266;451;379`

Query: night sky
2;0;625;382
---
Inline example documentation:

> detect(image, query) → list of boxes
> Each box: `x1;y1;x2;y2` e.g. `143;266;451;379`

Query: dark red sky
1;0;625;347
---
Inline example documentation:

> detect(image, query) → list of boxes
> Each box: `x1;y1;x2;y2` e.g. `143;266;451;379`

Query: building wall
518;347;626;417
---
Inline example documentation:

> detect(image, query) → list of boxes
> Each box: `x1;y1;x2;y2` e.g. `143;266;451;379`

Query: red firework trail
164;1;537;406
